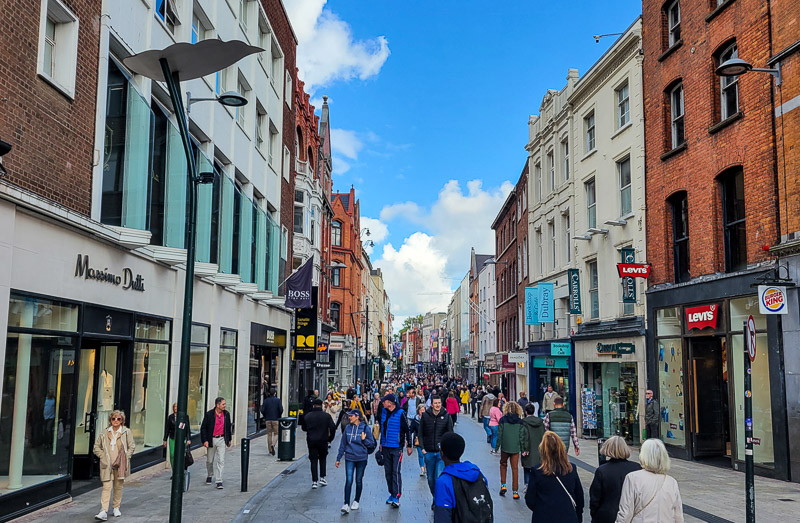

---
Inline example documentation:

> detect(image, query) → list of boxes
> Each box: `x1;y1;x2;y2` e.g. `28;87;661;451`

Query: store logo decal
761;287;785;312
686;304;718;330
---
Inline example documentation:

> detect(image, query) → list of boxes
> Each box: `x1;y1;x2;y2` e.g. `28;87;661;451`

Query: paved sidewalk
15;433;302;522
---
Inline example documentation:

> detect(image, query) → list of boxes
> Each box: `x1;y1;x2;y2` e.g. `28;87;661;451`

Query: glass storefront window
8;295;78;332
1;334;76;494
657;337;686;447
218;330;237;424
656;307;681;336
189;325;209;433
729;296;767;332
129;342;169;453
135;317;171;341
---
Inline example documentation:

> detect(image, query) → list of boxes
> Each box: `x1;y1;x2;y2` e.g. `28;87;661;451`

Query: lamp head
218;90;247;107
716;58;752;77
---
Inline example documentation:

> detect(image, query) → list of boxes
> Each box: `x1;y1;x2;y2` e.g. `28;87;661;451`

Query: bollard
241;437;250;492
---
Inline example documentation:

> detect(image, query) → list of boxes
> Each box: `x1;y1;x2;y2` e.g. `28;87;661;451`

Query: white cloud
284;0;390;93
360;217;389;244
331;128;363;160
332;158;351;175
373;179;513;319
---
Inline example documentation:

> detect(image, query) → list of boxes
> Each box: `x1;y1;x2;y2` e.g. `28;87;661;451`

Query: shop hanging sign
616;264;651;278
596;342;635;356
551;342;571;356
75;254;145;292
568;269;582;314
314;361;331;369
507;352;527;363
758;285;788;315
619;248;638;304
525;286;539;325
686;304;718;331
538;282;554;323
293;287;318;360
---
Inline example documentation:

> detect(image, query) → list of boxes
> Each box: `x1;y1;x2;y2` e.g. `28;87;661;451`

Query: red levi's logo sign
686;304;718;330
617;263;651;278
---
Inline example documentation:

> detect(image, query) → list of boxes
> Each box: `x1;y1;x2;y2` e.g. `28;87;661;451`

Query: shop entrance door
689;337;727;458
72;342;120;480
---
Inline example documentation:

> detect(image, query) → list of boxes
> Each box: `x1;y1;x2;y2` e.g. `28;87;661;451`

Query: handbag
556;476;577;510
372;423;380;441
111;450;123;470
185;447;194;468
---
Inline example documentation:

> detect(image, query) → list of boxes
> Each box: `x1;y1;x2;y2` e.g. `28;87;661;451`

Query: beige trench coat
93;426;135;482
615;469;684;523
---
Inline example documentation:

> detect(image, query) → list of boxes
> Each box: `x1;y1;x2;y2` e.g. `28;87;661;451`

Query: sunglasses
111;417;122;421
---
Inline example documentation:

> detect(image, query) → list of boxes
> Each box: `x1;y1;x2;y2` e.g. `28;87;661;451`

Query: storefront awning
483;370;514;376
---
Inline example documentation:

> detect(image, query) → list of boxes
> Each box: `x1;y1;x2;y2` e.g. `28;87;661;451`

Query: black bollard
241;437;250;492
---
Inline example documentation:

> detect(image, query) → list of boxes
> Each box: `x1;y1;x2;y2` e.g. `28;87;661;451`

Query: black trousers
308;442;329;482
646;422;659;440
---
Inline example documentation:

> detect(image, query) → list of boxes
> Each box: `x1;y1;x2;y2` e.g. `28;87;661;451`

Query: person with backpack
378;393;413;508
335;409;377;514
494;401;528;500
525;431;584;523
521;402;545;493
434;432;493;523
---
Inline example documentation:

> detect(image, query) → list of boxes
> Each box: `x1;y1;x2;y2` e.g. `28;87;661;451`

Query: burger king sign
758;285;788;315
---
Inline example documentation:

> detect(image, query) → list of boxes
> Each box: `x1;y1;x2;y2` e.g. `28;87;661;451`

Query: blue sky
284;0;642;322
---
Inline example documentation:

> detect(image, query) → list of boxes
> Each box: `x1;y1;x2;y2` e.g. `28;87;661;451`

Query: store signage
596;342;635;356
502;354;516;369
616;263;651;278
532;356;568;369
551;342;571;356
758;285;788;315
330;341;344;350
507;352;527;363
293;287;318;360
317;342;329;355
525;286;539;325
75;254;145;292
619;249;638;304
314;361;331;369
251;323;287;347
285;258;314;309
568;269;582;314
538;283;554;323
686;304;718;330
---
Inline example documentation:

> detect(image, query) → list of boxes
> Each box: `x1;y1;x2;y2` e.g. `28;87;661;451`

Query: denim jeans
523;466;532;486
416;446;425;468
490;425;499;449
483;417;491;442
344;459;368;504
423;451;445;496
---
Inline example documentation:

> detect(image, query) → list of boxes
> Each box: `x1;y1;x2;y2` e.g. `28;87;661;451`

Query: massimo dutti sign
74;254;145;292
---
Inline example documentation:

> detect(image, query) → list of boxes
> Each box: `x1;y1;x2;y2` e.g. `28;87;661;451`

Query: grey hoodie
479;393;496;418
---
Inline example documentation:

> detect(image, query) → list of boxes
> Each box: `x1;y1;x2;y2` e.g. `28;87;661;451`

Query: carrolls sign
75;254;145;292
686;304;718;330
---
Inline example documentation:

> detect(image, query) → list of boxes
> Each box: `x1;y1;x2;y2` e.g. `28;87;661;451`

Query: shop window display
129;318;170;453
218;330;237;423
658;338;685;447
189;325;210;433
584;362;639;444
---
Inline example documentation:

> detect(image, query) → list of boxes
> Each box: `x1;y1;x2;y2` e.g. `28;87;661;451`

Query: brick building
491;179;518;396
642;0;791;480
513;164;530;397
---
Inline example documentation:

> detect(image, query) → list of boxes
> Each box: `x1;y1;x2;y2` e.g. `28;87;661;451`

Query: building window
156;0;179;33
283;146;291;181
258;20;270;68
268;122;279;166
547;151;555;192
236;76;250;128
38;0;79;97
564;213;571;262
285;70;293;108
218;330;237;424
670;83;685;149
721;168;747;272
189;324;210;432
536;230;543;275
293;190;304;234
588;260;599;319
718;42;739;120
616;81;630;128
618;157;632;216
130;317;171;453
670;191;690;283
667;0;681;47
191;11;209;43
330;302;341;331
535;162;542;201
238;0;248;30
549;222;556;269
255;104;266;151
562;139;569;180
523;237;528;278
586;179;597;229
332;220;342;246
585;112;596;152
271;40;282;84
332;267;341;287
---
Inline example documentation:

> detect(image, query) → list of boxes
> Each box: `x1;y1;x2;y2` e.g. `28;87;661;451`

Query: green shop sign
596;342;635;357
551;342;571;356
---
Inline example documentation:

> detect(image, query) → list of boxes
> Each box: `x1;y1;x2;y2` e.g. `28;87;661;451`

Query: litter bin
278;417;297;461
597;438;607;466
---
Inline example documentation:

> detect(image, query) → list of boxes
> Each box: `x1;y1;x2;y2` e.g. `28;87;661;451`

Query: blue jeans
416;446;425;468
524;466;531;486
483;417;491;442
490;425;499;449
423;451;445;496
344;459;367;504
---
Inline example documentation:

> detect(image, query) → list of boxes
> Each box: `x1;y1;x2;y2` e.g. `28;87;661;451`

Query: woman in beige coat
93;409;135;521
323;393;342;422
615;438;684;523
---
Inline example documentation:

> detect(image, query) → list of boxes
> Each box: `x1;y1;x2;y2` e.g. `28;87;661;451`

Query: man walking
301;398;336;488
645;389;660;439
418;395;454;509
200;397;232;489
517;391;529;410
479;388;496;443
543;397;580;455
260;389;283;456
379;393;413;508
541;385;560;414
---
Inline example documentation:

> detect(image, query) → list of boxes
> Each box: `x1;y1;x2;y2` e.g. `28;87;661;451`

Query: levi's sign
617;263;651;278
686;304;718;330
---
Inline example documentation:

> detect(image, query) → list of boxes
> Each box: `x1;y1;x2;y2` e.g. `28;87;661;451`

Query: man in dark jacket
379;393;413;507
645;389;659;439
200;397;232;489
517;391;530;409
301;398;336;488
418;395;454;505
521;402;545;491
301;389;318;423
260;389;283;456
434;432;492;523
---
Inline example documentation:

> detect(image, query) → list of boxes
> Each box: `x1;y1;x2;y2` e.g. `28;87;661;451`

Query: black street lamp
122;39;261;522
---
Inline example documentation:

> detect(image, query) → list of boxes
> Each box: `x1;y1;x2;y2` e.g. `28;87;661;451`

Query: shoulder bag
633;474;666;519
556;475;577;510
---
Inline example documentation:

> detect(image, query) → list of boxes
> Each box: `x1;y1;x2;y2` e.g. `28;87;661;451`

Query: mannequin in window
141;344;150;412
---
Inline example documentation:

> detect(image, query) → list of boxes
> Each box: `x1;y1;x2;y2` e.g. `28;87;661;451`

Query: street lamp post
123;39;261;522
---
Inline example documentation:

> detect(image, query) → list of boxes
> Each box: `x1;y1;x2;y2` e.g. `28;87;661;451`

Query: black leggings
451;413;458;425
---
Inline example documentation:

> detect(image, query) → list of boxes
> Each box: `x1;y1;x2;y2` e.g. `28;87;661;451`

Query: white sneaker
113;508;122;517
312;482;318;489
319;477;328;486
350;501;360;510
94;511;108;521
341;504;350;514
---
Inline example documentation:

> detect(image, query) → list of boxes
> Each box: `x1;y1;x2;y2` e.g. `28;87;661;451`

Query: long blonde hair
502;401;523;417
538;431;573;476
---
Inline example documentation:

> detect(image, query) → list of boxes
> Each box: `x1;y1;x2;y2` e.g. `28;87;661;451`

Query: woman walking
588;436;641;523
494;401;528;500
615;438;684;523
360;393;372;423
336;409;377;514
94;410;135;521
488;398;503;453
324;392;341;423
525;431;583;523
410;403;427;476
163;402;178;468
446;391;460;426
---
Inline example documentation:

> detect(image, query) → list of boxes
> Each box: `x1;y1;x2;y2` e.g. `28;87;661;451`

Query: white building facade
478;260;496;380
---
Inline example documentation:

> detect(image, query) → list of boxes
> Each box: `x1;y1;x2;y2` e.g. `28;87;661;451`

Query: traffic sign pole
743;320;755;523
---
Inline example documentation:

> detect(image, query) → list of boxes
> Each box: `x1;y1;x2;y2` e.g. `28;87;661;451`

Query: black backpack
445;472;493;523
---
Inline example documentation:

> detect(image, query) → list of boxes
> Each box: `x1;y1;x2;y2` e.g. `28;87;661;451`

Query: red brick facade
515;164;529;337
0;0;100;215
492;174;519;355
643;0;778;284
330;187;363;338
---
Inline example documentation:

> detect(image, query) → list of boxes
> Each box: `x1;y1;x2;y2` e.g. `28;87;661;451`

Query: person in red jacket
446;391;460;426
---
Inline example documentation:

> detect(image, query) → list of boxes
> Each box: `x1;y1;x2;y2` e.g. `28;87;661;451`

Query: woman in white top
615;438;684;523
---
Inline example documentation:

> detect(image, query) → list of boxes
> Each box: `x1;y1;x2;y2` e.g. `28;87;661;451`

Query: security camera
0;139;11;176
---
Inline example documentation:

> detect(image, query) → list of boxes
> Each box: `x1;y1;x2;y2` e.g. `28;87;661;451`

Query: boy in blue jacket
434;432;493;523
336;410;376;514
